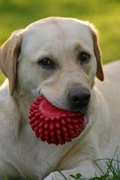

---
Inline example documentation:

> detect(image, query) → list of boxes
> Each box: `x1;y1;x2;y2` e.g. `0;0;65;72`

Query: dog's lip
83;115;89;129
40;95;89;129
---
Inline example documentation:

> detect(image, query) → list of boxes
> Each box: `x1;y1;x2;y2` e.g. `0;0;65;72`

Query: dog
0;17;120;180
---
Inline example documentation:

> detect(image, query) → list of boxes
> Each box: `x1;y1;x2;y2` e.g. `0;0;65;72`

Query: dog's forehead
25;18;91;41
22;17;93;55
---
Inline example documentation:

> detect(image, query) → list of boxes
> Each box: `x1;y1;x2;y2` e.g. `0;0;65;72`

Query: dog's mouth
29;96;89;145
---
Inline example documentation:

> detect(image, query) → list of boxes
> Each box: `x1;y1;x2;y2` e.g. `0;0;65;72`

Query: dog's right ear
0;31;22;96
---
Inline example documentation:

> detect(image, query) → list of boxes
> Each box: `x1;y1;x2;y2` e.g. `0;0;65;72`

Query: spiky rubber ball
29;96;85;145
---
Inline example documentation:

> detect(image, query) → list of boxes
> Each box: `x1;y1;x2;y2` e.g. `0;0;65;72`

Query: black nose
68;87;91;109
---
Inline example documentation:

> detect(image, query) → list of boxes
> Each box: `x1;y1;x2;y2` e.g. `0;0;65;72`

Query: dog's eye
38;58;55;69
79;52;90;63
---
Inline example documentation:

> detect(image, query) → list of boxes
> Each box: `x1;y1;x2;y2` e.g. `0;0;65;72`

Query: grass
2;146;120;179
48;146;120;180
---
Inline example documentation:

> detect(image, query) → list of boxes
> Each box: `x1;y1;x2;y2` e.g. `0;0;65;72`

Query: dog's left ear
88;24;104;81
0;31;22;96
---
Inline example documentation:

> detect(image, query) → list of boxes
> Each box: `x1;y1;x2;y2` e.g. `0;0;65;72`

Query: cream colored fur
0;17;120;180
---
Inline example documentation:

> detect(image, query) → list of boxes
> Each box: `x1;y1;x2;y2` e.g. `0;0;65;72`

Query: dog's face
0;17;104;114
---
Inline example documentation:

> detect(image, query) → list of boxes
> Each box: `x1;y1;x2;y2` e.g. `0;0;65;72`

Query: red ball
29;96;85;145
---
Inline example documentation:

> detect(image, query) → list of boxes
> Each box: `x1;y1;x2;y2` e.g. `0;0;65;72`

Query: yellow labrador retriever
0;17;120;180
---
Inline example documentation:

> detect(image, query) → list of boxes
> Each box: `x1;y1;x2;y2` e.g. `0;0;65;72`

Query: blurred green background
0;0;120;84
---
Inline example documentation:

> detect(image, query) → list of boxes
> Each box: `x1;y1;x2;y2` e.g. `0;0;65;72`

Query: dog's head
0;17;104;113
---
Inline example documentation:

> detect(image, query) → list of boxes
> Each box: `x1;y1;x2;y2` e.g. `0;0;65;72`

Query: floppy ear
0;31;22;95
88;24;104;81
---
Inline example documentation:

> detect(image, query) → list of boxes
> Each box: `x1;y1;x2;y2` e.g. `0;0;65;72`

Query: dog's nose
68;87;91;109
